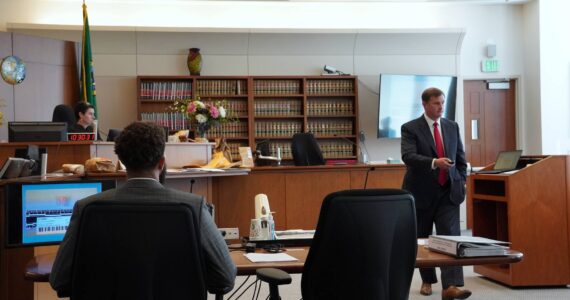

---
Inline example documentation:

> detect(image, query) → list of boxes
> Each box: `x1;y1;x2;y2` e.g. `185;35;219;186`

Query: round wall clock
1;56;26;85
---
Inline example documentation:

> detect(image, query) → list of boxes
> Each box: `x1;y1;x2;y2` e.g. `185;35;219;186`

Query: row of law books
308;120;353;136
140;81;192;100
253;80;301;94
318;140;354;158
255;121;303;137
196;80;248;96
254;100;302;116
208;121;248;138
428;235;511;258
202;100;248;116
306;79;354;94
141;112;188;131
307;100;354;115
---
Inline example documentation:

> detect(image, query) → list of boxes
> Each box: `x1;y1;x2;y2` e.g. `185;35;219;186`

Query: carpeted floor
214;267;570;300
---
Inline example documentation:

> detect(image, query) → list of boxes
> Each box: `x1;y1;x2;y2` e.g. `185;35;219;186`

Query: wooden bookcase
468;155;570;286
137;75;359;163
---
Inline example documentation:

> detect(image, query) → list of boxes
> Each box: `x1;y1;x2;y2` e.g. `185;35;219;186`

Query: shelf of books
137;75;358;164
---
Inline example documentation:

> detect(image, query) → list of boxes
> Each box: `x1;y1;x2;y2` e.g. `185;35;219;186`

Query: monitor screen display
377;74;457;138
8;122;68;142
5;180;116;247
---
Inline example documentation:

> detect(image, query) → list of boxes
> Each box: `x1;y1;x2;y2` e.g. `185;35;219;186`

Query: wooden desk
24;245;523;281
213;163;406;235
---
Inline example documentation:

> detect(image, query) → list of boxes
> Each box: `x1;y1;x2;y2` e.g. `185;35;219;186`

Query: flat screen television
4;180;116;247
8;122;68;142
377;74;457;138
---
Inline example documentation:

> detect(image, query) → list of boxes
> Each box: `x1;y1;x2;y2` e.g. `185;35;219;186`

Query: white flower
196;114;207;123
194;101;205;108
219;107;226;118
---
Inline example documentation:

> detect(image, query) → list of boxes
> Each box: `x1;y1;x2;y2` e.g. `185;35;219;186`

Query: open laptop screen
493;150;523;170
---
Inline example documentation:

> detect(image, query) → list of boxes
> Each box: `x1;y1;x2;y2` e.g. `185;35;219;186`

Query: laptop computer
475;150;523;174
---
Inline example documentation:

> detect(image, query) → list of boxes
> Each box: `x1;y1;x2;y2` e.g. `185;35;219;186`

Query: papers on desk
275;230;315;240
428;235;510;258
192;168;225;172
244;253;298;263
167;168;225;173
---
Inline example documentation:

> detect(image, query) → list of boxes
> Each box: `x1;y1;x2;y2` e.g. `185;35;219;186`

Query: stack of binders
428;235;510;258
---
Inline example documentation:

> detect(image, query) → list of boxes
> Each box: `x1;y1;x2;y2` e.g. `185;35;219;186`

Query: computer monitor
4;180;116;247
8;122;68;142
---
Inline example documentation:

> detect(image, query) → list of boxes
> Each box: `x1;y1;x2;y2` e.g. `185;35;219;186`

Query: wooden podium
468;155;570;286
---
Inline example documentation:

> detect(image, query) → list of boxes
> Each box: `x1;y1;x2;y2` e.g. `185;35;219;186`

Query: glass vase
195;129;208;143
187;48;202;76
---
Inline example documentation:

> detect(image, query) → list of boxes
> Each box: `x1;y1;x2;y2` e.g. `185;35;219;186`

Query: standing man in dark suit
401;87;470;300
50;122;236;297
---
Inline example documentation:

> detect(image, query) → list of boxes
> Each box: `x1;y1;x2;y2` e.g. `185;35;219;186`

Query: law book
428;235;510;258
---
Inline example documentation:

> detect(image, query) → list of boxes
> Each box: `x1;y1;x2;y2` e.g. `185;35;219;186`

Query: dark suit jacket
401;116;467;210
49;179;236;296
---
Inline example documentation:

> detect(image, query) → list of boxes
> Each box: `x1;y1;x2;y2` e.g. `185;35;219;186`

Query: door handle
471;119;478;140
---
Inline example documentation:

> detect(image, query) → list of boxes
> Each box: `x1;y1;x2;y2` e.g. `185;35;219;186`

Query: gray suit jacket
49;179;236;296
401;116;467;210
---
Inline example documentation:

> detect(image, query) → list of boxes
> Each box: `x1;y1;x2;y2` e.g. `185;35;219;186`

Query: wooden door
463;80;516;166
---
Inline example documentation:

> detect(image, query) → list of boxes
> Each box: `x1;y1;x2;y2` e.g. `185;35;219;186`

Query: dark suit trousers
416;183;464;288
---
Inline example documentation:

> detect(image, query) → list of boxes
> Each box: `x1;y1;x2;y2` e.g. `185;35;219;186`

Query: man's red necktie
433;122;447;186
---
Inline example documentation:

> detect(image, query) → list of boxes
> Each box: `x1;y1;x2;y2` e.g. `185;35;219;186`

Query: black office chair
106;128;123;141
52;104;76;131
70;201;224;300
256;189;418;300
291;132;325;166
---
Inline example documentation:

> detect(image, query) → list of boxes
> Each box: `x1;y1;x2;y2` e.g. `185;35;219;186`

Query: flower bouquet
171;97;232;142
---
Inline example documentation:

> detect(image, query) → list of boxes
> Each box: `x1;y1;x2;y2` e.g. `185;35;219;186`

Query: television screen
377;74;457;138
5;180;116;247
8;122;68;142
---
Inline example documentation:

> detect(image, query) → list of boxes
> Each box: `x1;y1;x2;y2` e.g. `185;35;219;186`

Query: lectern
468;155;570;286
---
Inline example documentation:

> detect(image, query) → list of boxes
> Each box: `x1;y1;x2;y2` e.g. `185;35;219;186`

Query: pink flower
187;102;197;113
210;105;220;118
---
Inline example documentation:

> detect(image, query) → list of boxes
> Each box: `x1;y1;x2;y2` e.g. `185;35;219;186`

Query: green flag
81;2;97;117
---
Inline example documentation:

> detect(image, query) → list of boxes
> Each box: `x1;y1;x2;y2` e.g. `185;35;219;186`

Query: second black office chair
291;132;325;166
256;189;418;300
52;104;76;131
70;201;225;300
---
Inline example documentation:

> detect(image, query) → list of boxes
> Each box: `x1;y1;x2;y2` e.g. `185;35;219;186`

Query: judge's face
79;108;95;125
423;95;445;120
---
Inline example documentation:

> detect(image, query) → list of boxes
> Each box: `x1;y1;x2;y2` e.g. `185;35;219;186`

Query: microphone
364;166;376;189
332;134;369;164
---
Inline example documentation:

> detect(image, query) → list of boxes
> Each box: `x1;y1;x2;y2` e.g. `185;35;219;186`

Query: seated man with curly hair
50;121;236;297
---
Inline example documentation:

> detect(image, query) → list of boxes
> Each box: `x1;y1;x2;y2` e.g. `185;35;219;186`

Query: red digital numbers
68;133;95;141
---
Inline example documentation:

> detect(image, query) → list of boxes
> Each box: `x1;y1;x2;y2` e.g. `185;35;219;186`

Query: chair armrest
256;268;292;286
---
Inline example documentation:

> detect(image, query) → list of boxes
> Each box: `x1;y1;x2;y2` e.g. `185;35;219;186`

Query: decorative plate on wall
1;56;26;85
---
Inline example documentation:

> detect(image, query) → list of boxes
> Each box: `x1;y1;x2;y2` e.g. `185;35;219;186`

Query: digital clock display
67;133;96;141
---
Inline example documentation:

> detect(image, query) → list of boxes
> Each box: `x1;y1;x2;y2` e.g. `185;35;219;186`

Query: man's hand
434;158;454;170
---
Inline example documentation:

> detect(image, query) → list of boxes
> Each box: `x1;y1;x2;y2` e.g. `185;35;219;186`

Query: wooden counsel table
24;245;523;281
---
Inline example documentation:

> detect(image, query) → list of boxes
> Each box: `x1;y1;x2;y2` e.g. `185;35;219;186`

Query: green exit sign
482;59;499;72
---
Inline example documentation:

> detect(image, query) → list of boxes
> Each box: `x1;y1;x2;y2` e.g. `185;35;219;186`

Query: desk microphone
332;134;369;164
364;166;375;189
190;179;196;193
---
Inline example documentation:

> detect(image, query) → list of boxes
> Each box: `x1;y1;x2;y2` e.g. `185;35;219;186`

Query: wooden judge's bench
467;155;570;286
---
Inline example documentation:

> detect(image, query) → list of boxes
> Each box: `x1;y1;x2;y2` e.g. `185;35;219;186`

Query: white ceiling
1;0;531;32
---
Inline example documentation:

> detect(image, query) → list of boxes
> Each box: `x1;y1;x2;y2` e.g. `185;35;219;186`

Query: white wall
521;0;542;155
539;0;570;154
